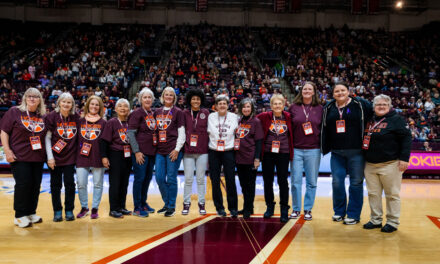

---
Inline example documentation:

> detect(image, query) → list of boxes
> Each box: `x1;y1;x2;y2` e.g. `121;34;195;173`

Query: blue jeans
290;148;321;212
76;167;105;209
155;152;183;209
330;149;365;220
132;154;155;209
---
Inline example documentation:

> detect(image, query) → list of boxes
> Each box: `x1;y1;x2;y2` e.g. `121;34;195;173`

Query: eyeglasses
374;104;389;107
27;95;40;99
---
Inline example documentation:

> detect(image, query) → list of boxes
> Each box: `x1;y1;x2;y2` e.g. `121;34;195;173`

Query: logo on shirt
119;128;129;143
269;120;287;135
156;114;173;130
236;124;251;138
144;115;157;130
80;124;101;140
200;113;206;119
21;116;45;133
56;122;77;139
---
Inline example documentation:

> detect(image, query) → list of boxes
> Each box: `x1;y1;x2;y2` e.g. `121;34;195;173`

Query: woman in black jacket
362;94;411;233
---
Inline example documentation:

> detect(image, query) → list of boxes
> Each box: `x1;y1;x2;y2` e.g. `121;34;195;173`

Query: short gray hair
55;92;76;115
373;94;392;107
160;87;177;105
238;98;256;117
138;87;155;103
115;98;130;109
215;94;230;105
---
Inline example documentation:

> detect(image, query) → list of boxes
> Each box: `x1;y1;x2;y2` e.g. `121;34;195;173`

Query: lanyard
117;118;128;129
191;109;200;129
273;113;283;137
218;112;228;139
143;107;155;131
26;110;36;135
337;99;350;119
367;117;386;136
161;107;173;130
59;113;70;135
302;104;311;122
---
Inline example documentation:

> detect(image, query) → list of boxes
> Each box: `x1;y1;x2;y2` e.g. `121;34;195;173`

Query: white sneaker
28;214;43;224
343;217;360;225
332;215;343;222
289;211;300;219
14;216;32;228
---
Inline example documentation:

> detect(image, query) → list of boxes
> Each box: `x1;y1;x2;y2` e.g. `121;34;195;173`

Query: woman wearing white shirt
207;95;239;217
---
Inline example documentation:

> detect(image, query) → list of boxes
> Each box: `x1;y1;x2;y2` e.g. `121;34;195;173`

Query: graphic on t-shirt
156;114;173;130
269;120;287;134
80;124;101;140
21;116;45;133
56;122;77;139
236;124;251;138
118;128;129;143
145;115;157;130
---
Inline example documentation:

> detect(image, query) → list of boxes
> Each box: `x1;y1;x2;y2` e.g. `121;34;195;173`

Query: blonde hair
55;92;76;115
270;94;285;106
18;87;46;115
83;95;105;117
160;87;177;105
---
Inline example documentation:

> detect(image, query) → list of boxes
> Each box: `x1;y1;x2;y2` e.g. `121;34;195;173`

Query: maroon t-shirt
76;117;106;168
183;108;209;154
264;115;290;154
127;108;157;156
45;111;80;166
0;107;47;162
154;106;184;155
101;117;130;152
288;103;323;149
235;116;264;164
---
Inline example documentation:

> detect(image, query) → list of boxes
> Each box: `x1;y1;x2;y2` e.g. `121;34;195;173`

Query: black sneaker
109;210;124;218
243;210;251;219
363;221;382;229
181;203;190;215
381;224;397;233
237;209;245;215
164;208;175;217
263;207;274;219
119;208;132;215
230;210;238;218
217;209;227;217
157;206;168;214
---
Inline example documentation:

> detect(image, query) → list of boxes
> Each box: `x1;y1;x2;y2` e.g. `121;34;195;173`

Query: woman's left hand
254;159;260;170
398;160;409;172
169;150;179;162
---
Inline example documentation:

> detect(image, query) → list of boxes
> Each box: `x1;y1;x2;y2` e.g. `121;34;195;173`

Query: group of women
1;82;411;233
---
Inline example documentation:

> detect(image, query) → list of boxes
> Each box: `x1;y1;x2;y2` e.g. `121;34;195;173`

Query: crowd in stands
0;23;160;119
259;26;440;149
0;21;439;150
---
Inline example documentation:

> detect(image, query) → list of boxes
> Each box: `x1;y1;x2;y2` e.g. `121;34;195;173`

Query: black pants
50;164;75;212
108;150;132;211
208;150;237;212
262;152;290;208
10;162;44;218
236;164;257;213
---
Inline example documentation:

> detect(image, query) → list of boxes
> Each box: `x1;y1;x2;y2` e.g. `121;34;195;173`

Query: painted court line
427;215;440;229
249;216;306;264
93;214;215;264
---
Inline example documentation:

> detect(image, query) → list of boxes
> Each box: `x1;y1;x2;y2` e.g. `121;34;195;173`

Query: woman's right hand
47;159;56;170
5;149;16;163
135;152;145;165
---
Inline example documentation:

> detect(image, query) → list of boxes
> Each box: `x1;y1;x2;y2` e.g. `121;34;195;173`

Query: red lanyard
218;112;228;139
302;104;311;122
337;99;349;119
26;110;36;136
367;117;386;136
191;109;200;129
161;107;173;130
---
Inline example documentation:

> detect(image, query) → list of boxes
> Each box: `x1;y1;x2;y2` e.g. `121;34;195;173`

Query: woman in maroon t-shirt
235;98;264;219
288;82;323;221
257;94;293;223
0;87;47;228
127;88;157;217
154;87;185;217
100;99;132;218
182;89;209;215
76;95;106;220
45;92;79;222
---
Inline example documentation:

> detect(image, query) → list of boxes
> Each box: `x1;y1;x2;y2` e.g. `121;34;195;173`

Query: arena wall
0;3;439;31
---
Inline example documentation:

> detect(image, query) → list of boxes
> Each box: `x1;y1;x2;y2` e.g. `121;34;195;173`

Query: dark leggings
236;164;257;212
262;152;290;208
108;150;132;211
50;164;75;212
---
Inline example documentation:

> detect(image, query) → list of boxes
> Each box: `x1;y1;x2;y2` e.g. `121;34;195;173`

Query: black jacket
321;96;373;155
363;110;412;163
